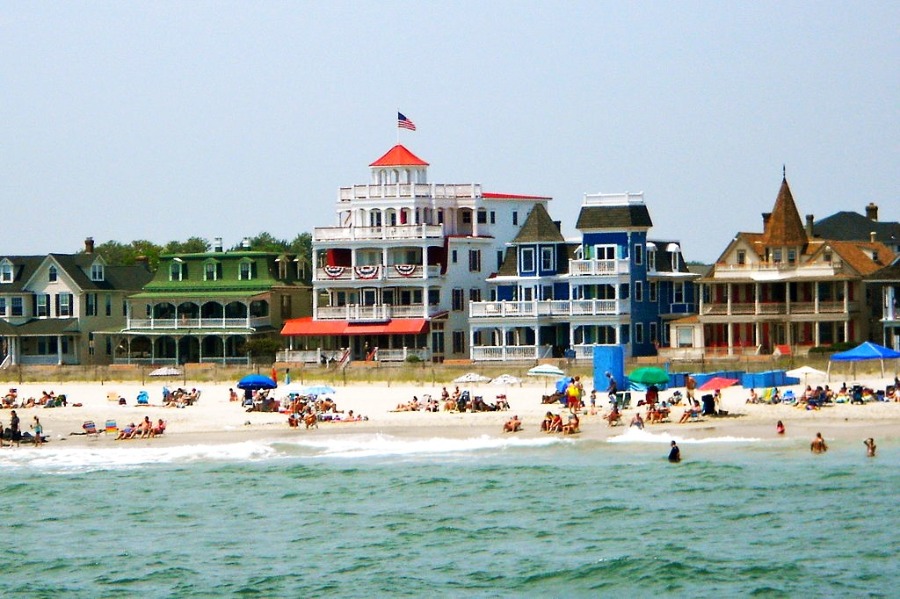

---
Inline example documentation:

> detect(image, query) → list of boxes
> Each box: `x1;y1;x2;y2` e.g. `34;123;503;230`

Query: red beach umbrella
699;377;740;391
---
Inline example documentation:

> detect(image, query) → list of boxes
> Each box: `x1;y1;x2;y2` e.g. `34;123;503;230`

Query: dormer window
824;251;832;263
203;260;220;281
90;263;105;281
169;261;185;281
647;249;656;271
239;260;254;281
48;266;58;282
787;249;797;263
772;249;782;264
1;260;14;283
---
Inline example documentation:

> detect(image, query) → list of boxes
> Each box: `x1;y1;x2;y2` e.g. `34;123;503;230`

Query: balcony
315;264;442;282
470;345;553;362
124;316;271;330
314;224;444;243
569;259;630;276
711;262;842;280
700;301;856;317
469;299;627;319
338;183;481;202
315;304;439;321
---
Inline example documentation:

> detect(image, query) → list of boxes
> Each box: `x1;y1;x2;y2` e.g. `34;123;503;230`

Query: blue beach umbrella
236;374;277;390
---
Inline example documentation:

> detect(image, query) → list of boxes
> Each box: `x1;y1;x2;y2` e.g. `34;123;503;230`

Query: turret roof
369;144;429;167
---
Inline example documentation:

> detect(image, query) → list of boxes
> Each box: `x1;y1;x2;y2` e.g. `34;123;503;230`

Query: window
428;289;440;305
451;250;458;264
520;248;535;272
787;249;797;263
204;262;218;281
452;288;464;311
522;286;534;301
677;326;693;348
650;322;658;345
90;263;104;281
541;247;553;271
86;293;97;316
452;331;465;354
595;245;616;261
36;294;49;317
496;250;504;270
105;294;112;317
469;288;482;302
619;283;630;300
824;251;832;262
11;296;23;316
462;211;472;224
239;261;253;280
490;211;496;224
169;262;183;281
737;250;746;265
620;324;630;344
648;249;656;271
634;244;643;266
635;323;644;344
674;282;685;303
48;266;58;282
773;249;782;263
512;211;518;226
649;282;658;302
477;210;487;224
0;298;5;315
0;261;13;283
468;250;481;272
635;281;643;302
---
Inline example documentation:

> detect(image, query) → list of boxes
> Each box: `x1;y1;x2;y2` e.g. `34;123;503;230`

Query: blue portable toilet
593;346;625;393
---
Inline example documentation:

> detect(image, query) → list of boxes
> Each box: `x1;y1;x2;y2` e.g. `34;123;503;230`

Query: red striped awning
281;317;428;336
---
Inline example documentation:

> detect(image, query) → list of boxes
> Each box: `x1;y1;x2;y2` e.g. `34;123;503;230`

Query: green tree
91;240;135;265
165;237;210;254
236;232;289;253
243;337;284;363
289;232;312;283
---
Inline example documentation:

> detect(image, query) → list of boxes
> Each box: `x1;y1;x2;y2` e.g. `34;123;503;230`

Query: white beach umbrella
491;374;523;386
526;364;565;378
787;365;828;386
453;372;492;384
149;366;182;377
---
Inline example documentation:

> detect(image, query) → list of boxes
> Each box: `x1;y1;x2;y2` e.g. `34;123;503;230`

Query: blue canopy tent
828;342;900;379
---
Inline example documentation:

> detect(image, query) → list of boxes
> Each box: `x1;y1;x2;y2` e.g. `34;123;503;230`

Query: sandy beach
2;374;898;450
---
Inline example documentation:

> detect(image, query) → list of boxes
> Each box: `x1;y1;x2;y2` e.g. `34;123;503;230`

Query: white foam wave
607;427;760;445
280;433;572;458
0;440;278;473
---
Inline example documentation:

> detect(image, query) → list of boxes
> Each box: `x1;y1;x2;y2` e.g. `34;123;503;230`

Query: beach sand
2;375;898;450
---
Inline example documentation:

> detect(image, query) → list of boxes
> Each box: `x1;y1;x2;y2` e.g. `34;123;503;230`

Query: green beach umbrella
628;367;669;386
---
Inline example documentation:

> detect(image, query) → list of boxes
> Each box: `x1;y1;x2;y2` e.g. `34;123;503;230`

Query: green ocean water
1;432;896;598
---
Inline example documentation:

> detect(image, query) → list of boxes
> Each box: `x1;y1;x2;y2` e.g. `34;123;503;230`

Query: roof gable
762;178;808;246
369;144;429;167
511;204;565;244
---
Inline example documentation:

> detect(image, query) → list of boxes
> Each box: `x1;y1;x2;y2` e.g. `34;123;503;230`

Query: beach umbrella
236;374;277;390
786;365;828;386
490;374;522;386
148;366;182;377
302;384;336;396
527;364;565;378
453;372;492;384
698;377;740;392
627;367;669;386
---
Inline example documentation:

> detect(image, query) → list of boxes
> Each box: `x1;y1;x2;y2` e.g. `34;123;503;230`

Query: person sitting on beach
810;432;828;454
503;415;522;433
441;386;450;403
563;413;580;435
630;413;644;430
3;388;17;408
864;437;876;457
886;387;897;402
39;391;52;406
138;416;154;439
548;414;563;433
229;388;239;402
678;400;701;423
540;411;554;432
605;405;622;427
116;422;137;440
149;419;166;437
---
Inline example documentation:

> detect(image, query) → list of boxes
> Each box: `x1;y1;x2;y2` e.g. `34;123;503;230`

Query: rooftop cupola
369;144;429;185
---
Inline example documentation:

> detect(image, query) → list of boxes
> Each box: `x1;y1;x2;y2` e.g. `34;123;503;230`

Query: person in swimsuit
810;432;828;454
668;440;681;463
864;438;876;457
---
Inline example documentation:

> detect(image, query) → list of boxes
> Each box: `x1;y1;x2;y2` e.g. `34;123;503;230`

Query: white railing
314;304;391;321
314;224;444;242
384;265;443;280
374;347;431;362
569;259;630;276
125;317;269;330
315;263;443;282
338;183;481;202
470;299;626;318
711;263;841;279
701;301;856;316
470;345;554;362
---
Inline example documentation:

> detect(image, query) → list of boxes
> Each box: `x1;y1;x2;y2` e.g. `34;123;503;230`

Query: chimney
553;220;562;232
214;237;223;252
762;212;772;228
84;237;95;254
805;215;814;237
866;202;878;221
870;231;877;243
241;237;251;249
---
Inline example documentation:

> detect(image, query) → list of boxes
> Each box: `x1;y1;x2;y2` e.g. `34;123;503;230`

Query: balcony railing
125;316;270;330
469;299;627;318
314;224;444;242
701;301;856;316
711;262;842;279
338;183;481;202
315;263;442;282
569;259;630;276
314;304;440;321
470;345;553;362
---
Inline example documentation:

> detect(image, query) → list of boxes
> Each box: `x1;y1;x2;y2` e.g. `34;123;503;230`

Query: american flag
397;112;416;131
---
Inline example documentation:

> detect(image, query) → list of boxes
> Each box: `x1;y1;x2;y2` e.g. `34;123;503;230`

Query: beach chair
761;388;774;404
82;421;99;437
614;391;632;410
105;420;118;436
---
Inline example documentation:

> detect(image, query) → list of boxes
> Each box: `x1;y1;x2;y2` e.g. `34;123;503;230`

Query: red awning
282;317;428;336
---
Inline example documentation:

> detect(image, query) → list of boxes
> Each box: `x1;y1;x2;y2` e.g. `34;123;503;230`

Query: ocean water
1;430;896;598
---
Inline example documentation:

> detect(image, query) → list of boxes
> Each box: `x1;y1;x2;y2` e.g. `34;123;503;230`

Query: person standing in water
864;438;876;457
776;420;785;435
810;432;828;454
668;440;681;463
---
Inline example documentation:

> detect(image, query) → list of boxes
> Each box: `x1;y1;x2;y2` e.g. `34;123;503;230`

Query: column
814;281;820;314
754;283;760;314
726;283;732;316
727;324;734;356
469;328;476;361
57;334;63;365
472;209;479;237
843;281;849;312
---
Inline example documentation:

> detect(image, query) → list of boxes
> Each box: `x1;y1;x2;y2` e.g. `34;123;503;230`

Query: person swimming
864;438;876;457
668;440;681;463
810;432;828;454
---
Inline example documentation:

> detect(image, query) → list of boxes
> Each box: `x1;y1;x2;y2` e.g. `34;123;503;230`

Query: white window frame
239;260;253;281
520;248;535;272
0;261;13;283
540;247;553;271
90;263;104;281
59;293;72;317
634;243;643;266
36;294;49;317
48;266;58;282
635;281;643;302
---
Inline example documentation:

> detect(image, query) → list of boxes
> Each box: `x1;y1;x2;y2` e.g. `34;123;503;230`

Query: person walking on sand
668;440;681;463
864;438;876;457
9;410;20;447
32;416;43;446
686;375;697;402
810;432;828;454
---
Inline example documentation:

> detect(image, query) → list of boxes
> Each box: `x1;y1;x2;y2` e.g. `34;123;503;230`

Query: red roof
282;317;428;336
483;192;552;200
369;145;429;167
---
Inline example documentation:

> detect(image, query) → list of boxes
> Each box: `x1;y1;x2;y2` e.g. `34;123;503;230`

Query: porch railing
125;316;270;330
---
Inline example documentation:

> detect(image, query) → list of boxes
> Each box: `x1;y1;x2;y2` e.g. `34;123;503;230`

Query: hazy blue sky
1;2;897;261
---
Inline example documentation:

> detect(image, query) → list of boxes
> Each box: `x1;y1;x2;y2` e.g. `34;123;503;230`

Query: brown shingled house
694;176;895;356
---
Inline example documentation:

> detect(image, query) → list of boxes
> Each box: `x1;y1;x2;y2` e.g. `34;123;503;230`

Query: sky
1;2;897;262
